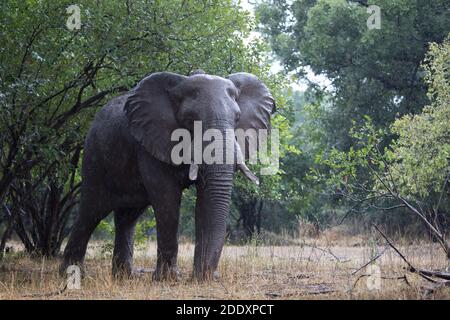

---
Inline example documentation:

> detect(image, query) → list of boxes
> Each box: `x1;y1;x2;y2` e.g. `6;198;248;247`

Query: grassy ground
0;237;449;300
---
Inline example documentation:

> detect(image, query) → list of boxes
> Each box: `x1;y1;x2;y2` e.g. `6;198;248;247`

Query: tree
315;35;450;257
388;36;450;200
2;146;82;257
257;0;450;148
255;0;450;230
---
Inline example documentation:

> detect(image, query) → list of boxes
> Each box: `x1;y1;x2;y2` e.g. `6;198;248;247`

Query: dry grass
0;238;449;300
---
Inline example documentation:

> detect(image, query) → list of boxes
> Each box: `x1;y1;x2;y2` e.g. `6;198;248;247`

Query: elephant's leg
152;195;182;281
60;192;111;274
137;153;183;281
112;207;145;278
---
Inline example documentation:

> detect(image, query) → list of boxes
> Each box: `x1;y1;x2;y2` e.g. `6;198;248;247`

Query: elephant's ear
124;72;187;164
228;73;276;132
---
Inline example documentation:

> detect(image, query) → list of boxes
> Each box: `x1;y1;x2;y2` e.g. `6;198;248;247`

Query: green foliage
95;208;156;245
179;187;197;239
134;209;156;245
315;116;384;191
312;34;450;223
7;0;446;244
256;0;450;231
387;35;450;198
96;219;115;238
257;0;450;148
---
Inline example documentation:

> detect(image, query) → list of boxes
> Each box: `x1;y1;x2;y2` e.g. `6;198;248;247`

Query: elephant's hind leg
112;207;145;278
60;191;112;275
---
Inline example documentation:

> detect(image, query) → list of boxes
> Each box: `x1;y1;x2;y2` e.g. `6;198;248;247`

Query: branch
397;195;448;256
367;153;449;258
371;204;406;211
373;224;450;285
347;0;369;8
435;173;450;214
50;85;127;129
351;246;389;275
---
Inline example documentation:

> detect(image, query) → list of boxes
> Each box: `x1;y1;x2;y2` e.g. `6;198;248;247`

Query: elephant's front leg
138;153;183;281
152;196;182;281
112;207;145;278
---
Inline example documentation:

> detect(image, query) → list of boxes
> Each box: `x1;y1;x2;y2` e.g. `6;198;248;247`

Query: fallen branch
415;269;450;281
372;224;450;286
350;274;410;292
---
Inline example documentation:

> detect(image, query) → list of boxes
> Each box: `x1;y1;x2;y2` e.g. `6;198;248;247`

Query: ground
0;237;449;300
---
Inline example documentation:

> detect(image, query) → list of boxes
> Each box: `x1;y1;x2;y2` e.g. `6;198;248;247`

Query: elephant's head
124;71;275;280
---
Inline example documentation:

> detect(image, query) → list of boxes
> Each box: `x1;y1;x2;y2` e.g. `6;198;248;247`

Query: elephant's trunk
194;167;233;280
193;121;235;280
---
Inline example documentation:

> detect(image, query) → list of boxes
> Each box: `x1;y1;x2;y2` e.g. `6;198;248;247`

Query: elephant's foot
112;254;135;279
152;266;180;282
59;263;69;277
112;262;133;279
192;268;220;282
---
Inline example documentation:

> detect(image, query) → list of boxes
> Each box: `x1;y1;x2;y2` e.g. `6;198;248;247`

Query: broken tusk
238;162;260;186
235;140;259;186
189;164;199;181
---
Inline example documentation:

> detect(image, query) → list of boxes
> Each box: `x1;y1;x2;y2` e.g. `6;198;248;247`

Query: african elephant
60;71;275;281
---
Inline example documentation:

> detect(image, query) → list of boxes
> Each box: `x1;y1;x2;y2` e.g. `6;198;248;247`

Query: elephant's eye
182;109;197;124
227;88;237;101
235;111;241;124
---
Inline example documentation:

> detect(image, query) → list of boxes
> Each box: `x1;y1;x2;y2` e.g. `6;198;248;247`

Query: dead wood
373;224;450;286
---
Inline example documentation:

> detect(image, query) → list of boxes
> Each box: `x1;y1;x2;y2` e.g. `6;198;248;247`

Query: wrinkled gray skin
60;72;275;281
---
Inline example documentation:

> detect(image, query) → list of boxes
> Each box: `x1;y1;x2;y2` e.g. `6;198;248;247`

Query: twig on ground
217;279;230;295
350;274;411;292
21;284;67;298
351;246;389;275
265;283;334;298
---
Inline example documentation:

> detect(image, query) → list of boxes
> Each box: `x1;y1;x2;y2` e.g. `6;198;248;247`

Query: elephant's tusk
235;141;259;186
189;163;199;181
239;163;260;186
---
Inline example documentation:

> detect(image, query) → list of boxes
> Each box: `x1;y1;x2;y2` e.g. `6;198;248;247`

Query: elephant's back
83;93;140;180
94;93;131;126
87;93;135;150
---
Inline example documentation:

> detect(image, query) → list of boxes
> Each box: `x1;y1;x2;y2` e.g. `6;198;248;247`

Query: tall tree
257;0;450;148
314;36;449;247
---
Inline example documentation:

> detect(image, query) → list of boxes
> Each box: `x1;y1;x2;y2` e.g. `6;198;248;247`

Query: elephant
60;71;275;281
